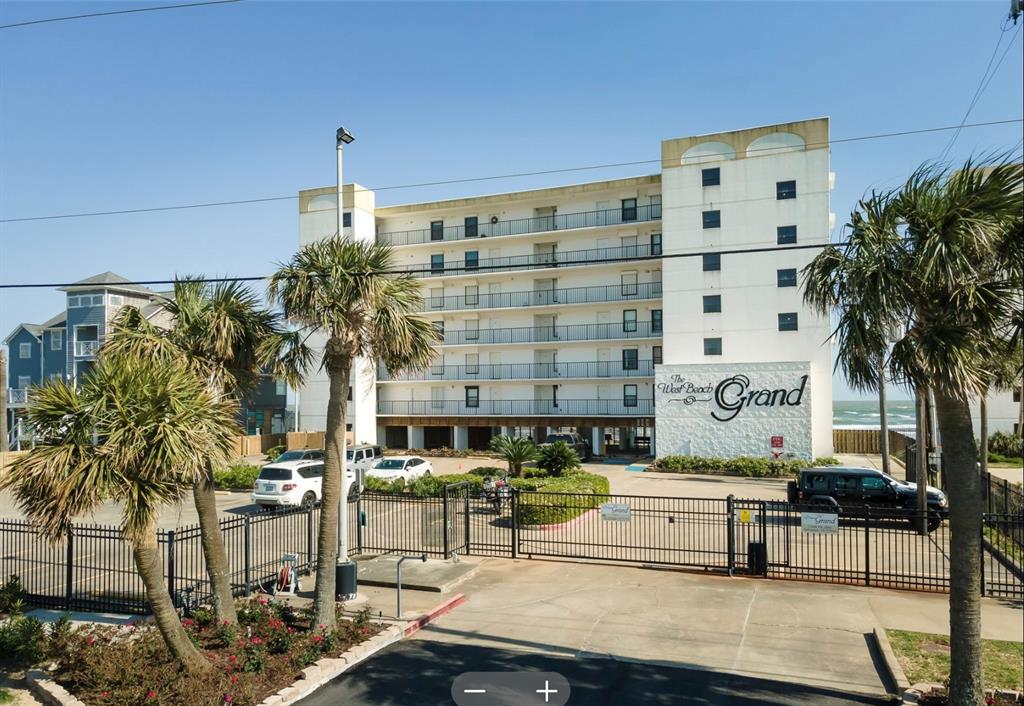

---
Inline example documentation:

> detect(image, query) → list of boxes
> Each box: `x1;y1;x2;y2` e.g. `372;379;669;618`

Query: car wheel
301;491;316;509
423;469;431;478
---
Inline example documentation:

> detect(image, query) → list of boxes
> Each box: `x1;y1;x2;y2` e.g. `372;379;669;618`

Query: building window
703;295;721;313
701;167;720;187
702;210;721;229
465;251;479;270
623;310;637;333
343;212;352;228
465;320;479;341
777;225;797;244
19;343;32;359
67;294;103;308
431;254;444;273
465;285;479;306
108;295;123;306
777;268;798;287
623;384;638;408
778;312;799;331
465;354;479;375
652;309;663;333
622;348;639;370
17;375;31;390
433;321;445;336
51;331;63;350
776;180;797;200
1014;389;1022;403
704;337;722;356
465;216;478;238
652;345;663;365
431;388;445;409
621;272;638;296
650;233;662;256
702;253;721;271
430;220;444;241
275;380;286;396
621;198;637;222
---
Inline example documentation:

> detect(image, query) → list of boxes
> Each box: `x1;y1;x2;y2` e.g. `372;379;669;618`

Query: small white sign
801;512;839;534
600;502;631;522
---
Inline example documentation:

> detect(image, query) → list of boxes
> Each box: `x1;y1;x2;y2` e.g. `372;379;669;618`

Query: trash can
335;560;357;599
747;542;767;576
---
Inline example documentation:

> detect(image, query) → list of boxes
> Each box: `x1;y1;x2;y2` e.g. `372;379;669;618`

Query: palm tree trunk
877;357;890;476
192;462;238;625
312;348;350;629
133;520;211;674
979;392;988;477
933;388;984;706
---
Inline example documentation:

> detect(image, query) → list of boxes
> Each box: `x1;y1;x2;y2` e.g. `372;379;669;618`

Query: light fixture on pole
335;125;358;600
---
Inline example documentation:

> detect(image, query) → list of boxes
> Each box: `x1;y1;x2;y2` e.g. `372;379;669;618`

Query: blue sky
1;1;1021;401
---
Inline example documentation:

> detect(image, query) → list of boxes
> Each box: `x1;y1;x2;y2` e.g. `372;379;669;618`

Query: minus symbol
464;689;487;694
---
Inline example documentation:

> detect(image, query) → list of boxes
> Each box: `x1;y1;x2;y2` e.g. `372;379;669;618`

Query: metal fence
4;486;1022;615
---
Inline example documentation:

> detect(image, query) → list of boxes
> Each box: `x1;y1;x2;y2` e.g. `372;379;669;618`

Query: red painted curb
403;593;467;637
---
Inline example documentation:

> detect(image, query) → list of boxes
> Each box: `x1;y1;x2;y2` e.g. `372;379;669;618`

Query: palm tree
268;238;438;628
803;193;907;477
104;279;304;626
808;157;1021;705
490;435;539;478
0;353;240;673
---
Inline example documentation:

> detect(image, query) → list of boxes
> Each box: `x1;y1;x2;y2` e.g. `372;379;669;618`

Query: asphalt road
296;638;888;706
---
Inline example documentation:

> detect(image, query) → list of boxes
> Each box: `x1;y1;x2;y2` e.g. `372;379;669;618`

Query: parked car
367;456;432;483
787;466;948;529
347;444;384;473
251;460;356;509
269;448;324;464
543;432;591;460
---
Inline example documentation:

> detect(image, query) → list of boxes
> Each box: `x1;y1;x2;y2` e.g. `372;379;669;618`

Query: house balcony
380;360;655;382
423;280;662;313
74;340;101;357
378;203;661;247
396;243;659;279
7;388;29;406
377;398;654;417
440;321;661;346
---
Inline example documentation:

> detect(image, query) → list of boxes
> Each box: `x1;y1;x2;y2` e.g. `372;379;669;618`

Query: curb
403;593;466;637
26;670;87;706
871;626;910;700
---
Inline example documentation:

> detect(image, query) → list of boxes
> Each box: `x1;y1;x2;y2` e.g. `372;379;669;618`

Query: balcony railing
378;398;654;417
378;203;662;247
440;321;660;346
423;280;662;312
396;243;658;279
7;388;29;405
380;360;655;382
75;340;101;357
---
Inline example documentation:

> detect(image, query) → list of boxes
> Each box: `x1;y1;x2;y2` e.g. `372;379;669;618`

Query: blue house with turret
5;272;286;446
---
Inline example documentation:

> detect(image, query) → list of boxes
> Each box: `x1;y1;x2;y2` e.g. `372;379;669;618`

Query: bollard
396;553;427;618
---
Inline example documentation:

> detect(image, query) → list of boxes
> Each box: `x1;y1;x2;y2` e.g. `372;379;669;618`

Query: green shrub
466;466;505;477
536;441;581;477
653;455;837;478
0;574;26;616
989;431;1023;458
515;472;610;525
0;614;46;666
213;462;262;490
989;451;1024;465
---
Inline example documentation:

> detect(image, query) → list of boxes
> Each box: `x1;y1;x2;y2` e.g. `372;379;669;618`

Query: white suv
251;460;356;509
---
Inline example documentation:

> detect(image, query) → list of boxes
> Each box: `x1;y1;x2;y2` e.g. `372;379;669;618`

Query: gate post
464;487;471;555
167;530;176;603
726;495;735;576
760;501;768;577
980;519;986;597
443;488;451;559
306;506;315;572
864;508;871;587
243;515;252;597
356;493;364;555
511;490;519;560
65;526;74;611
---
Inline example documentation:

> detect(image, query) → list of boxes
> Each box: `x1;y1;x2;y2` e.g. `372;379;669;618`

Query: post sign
771;436;784;449
801;512;839;534
600;502;631;522
733;508;759;524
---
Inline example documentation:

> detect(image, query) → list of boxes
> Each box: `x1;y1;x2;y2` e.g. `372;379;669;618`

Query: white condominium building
298;118;835;459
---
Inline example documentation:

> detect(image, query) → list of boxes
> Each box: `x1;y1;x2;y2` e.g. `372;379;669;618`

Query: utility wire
0;0;242;30
2;118;1021;224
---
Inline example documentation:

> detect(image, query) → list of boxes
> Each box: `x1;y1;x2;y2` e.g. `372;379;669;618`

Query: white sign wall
655;361;813;459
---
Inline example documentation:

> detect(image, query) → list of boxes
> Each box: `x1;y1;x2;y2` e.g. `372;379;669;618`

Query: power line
0;0;243;30
0;241;850;290
2;118;1021;224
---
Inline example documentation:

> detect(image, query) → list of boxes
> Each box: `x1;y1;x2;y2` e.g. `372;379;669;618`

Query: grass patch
887;629;1023;690
0;688;13;704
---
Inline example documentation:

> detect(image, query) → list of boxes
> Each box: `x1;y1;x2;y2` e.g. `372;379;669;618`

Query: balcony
397;243;658;279
440;321;660;346
423;280;662;313
378;398;654;417
7;388;29;405
75;340;101;357
378;203;661;247
380;360;655;382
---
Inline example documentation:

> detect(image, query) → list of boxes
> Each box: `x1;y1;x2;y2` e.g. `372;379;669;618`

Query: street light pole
335;126;356;597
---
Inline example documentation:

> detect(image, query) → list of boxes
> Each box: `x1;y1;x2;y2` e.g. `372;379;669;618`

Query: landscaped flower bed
652;455;840;478
14;597;381;706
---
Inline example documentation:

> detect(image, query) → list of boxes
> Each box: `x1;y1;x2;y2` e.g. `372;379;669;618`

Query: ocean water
833;399;917;428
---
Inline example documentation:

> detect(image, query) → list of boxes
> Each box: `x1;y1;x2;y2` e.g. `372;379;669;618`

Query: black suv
543;432;591;461
787;466;948;528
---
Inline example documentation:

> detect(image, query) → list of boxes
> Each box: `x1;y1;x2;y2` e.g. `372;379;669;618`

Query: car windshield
547;435;571;443
274;451;305;462
258;468;292;481
375;460;405;470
